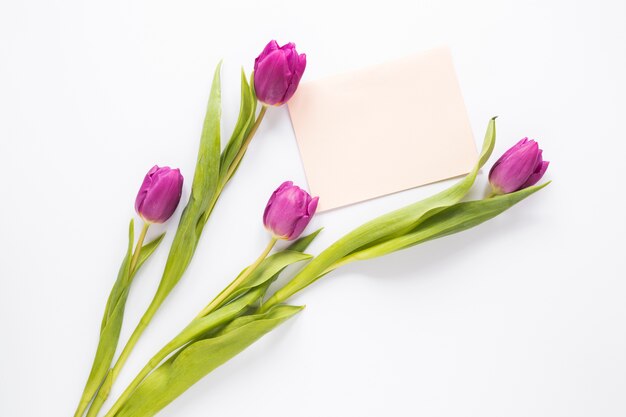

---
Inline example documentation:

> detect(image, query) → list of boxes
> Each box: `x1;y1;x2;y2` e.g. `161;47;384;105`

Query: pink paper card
287;46;477;211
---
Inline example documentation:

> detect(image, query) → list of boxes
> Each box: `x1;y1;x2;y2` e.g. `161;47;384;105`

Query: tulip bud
488;138;549;194
135;165;184;224
263;181;319;240
253;40;306;106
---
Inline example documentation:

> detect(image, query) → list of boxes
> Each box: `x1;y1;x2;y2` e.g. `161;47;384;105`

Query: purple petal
263;181;293;226
489;141;540;193
135;165;159;214
254;40;279;69
520;160;549;189
282;43;298;70
488;138;529;178
307;196;319;216
288;214;311;240
282;53;306;103
253;41;306;106
254;50;290;105
262;181;318;240
135;166;184;223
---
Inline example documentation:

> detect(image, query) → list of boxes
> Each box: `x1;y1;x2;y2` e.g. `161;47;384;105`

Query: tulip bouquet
73;40;550;417
74;40;306;417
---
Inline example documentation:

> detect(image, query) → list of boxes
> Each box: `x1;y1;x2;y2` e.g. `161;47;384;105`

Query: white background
1;0;625;416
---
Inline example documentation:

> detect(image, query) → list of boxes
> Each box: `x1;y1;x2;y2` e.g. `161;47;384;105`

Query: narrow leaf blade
222;251;312;306
348;182;550;261
153;62;223;303
135;233;165;271
193;62;222;204
114;305;303;417
220;69;255;178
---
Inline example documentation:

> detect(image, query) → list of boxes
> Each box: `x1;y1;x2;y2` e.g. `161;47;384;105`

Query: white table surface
1;1;625;416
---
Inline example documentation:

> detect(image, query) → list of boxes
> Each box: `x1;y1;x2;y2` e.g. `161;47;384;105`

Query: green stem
88;105;269;417
85;372;112;417
129;222;150;275
224;105;267;184
198;105;268;228
196;236;277;318
112;300;160;382
74;395;91;417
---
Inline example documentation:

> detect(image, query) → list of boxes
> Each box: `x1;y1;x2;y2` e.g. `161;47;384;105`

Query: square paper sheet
287;46;477;211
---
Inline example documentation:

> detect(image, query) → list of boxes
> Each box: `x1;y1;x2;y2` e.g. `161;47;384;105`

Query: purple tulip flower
263;181;319;240
254;40;306;106
135;165;184;224
489;138;549;194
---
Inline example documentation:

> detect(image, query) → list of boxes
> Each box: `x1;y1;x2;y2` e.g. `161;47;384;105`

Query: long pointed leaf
221;71;259;179
74;221;134;417
135;233;165;271
219;68;256;178
222;251;312;307
113;305;303;417
152;63;222;307
343;183;550;262
102;220;134;323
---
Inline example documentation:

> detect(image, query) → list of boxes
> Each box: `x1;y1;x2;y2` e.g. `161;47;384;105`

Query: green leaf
135;287;268;378
193;62;222;207
219;229;322;308
246;71;258;137
76;225;169;417
150;62;223;308
99;289;270;417
219;71;260;182
343;183;550;262
221;250;312;307
113;305;303;417
74;220;134;417
139;64;256;322
135;233;165;272
287;228;322;253
77;288;130;417
219;68;256;178
101;220;133;323
267;118;498;305
86;369;113;417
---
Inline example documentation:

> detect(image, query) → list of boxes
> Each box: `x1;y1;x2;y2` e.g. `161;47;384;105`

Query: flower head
254;40;306;106
489;138;549;194
263;181;318;240
135;165;184;223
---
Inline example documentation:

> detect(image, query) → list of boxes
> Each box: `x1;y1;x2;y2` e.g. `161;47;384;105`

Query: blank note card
287;46;477;211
